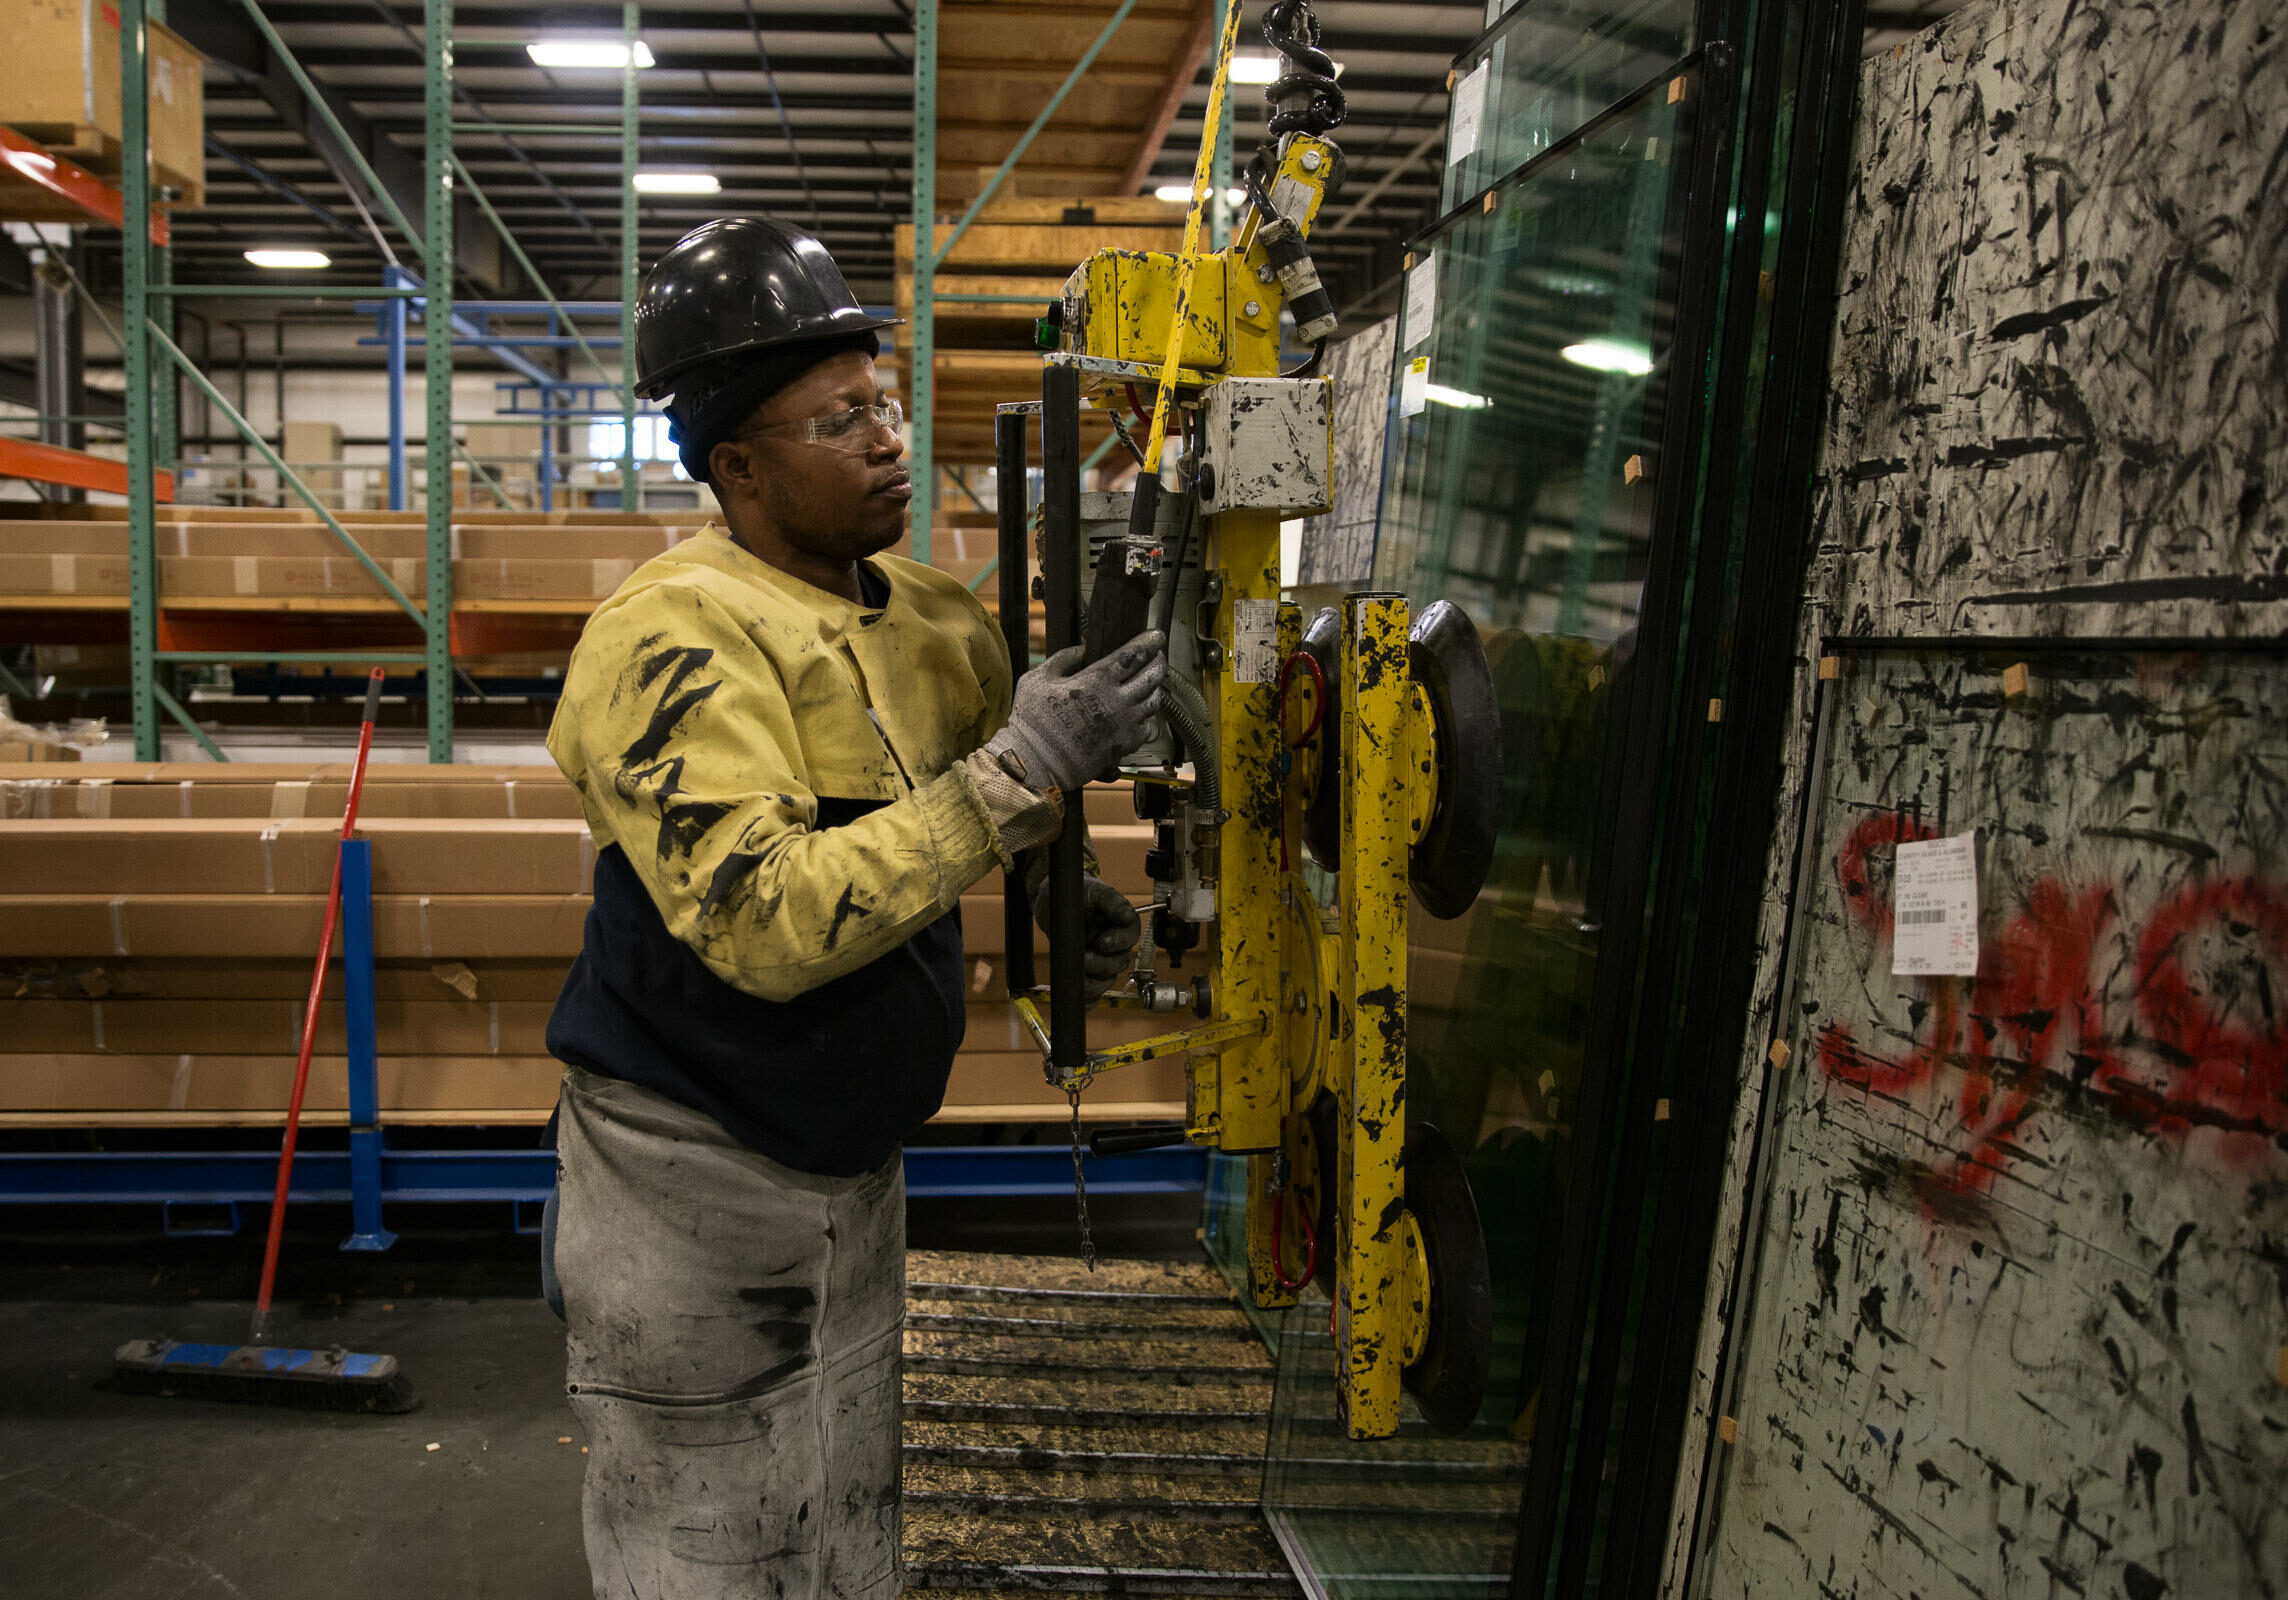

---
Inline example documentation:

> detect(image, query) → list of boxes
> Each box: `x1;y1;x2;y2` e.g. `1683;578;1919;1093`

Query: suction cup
1407;600;1501;919
1401;1120;1493;1435
1298;606;1343;872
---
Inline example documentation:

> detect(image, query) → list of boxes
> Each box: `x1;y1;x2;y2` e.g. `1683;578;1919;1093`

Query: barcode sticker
1893;832;1979;976
1403;255;1438;351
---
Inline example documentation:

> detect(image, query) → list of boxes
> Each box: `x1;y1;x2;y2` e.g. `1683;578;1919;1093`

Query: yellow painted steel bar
1141;0;1243;473
1335;592;1417;1440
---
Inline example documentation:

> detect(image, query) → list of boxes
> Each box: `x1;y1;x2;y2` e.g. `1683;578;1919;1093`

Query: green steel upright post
153;244;178;480
424;0;455;761
620;3;640;513
909;0;936;565
120;0;159;759
1210;0;1233;250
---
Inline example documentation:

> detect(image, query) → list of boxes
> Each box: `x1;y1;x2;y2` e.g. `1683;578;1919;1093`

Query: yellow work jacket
543;527;1015;1172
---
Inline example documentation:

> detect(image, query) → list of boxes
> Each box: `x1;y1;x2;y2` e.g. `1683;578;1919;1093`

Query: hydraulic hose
1161;668;1221;820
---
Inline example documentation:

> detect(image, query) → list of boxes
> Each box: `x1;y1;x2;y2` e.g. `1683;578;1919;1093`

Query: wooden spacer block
1484;190;1498;213
1403;252;1415;273
2002;662;2030;697
1538;1069;1557;1098
1708;698;1724;723
1446;68;1459;90
1768;1038;1792;1070
1818;655;1841;680
1653;1098;1672;1122
1718;1416;1739;1444
1669;76;1688;104
1623;453;1645;485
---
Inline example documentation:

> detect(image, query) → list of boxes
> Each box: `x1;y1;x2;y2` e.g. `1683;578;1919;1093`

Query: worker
540;216;1162;1600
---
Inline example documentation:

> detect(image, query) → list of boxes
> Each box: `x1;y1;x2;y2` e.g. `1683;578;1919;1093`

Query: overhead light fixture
1230;54;1281;84
1561;338;1655;376
527;38;654;69
244;248;330;269
633;171;720;195
1424;384;1493;410
1153;183;1252;207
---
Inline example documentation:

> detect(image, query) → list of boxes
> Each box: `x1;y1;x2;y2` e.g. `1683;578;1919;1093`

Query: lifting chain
1068;1084;1097;1272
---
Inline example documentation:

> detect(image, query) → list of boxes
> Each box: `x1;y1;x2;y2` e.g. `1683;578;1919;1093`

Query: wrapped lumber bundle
0;766;1192;1127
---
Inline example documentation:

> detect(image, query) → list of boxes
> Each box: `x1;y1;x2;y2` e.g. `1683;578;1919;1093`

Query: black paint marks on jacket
623;644;720;767
625;752;738;868
825;884;871;951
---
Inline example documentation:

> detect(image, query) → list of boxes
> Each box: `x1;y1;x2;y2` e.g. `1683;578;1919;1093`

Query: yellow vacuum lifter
996;0;1500;1442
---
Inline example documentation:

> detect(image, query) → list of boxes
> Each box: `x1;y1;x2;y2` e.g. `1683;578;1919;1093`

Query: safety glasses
744;399;905;453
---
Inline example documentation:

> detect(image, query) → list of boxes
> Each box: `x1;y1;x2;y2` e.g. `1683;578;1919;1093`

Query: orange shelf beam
0;437;173;502
0;125;170;244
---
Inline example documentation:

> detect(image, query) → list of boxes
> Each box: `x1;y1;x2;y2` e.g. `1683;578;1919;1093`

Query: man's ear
708;435;761;497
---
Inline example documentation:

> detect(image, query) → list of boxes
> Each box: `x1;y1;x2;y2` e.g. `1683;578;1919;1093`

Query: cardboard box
0;998;555;1057
3;773;580;821
0;1054;562;1117
0;894;593;960
0;2;206;205
0;818;594;896
0;957;572;1004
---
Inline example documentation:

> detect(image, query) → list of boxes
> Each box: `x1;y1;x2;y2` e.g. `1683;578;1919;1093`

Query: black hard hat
633;217;899;401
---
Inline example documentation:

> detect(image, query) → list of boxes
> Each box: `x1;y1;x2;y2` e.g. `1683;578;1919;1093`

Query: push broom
114;669;417;1412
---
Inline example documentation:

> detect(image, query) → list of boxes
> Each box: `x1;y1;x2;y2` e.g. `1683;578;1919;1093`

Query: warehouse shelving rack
113;0;648;764
900;0;1235;572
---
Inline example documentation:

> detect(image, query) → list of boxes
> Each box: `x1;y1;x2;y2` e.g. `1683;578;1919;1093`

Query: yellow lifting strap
1141;0;1246;474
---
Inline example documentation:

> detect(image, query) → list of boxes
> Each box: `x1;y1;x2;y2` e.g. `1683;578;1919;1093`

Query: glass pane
1260;64;1704;1598
1443;0;1697;214
1694;646;2288;1595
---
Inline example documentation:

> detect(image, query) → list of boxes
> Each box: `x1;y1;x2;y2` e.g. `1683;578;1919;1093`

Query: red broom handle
251;669;387;1339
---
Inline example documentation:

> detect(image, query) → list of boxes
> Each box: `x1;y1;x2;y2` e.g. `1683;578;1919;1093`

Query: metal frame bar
424;0;457;762
0;1145;1206;1205
619;1;641;513
338;840;399;1250
123;0;159;759
150;679;227;761
909;0;936;566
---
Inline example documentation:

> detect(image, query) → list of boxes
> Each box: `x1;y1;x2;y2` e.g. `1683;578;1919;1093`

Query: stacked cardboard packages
0;764;1190;1128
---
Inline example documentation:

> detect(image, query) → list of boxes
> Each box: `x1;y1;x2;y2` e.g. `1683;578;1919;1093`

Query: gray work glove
984;633;1166;794
1031;873;1144;1005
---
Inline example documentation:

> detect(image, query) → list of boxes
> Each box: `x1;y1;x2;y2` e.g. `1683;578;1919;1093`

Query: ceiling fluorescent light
1561;338;1655;376
633;171;720;195
244;249;330;269
527;38;654;69
1424;384;1493;410
1153;182;1252;208
1229;54;1281;84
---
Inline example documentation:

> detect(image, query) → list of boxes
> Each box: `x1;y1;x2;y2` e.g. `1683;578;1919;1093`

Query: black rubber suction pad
1298;606;1343;872
1407;600;1501;919
1401;1121;1494;1436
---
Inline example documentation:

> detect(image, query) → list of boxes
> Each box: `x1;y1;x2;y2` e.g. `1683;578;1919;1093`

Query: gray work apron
554;1065;905;1600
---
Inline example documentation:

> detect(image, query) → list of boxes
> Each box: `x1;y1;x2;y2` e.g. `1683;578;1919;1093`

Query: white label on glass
1892;832;1980;977
1231;599;1279;685
1448;59;1491;164
1403;255;1437;352
1399;356;1431;418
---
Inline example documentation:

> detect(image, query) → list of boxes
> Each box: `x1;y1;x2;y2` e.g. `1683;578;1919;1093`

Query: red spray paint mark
1815;816;2286;1209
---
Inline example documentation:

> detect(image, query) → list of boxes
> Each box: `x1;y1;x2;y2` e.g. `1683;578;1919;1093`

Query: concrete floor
0;1193;1202;1600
